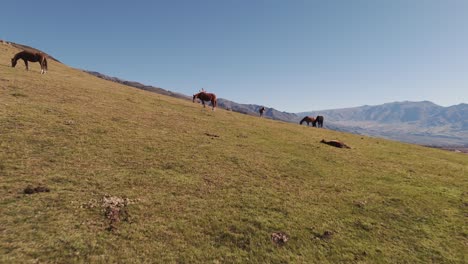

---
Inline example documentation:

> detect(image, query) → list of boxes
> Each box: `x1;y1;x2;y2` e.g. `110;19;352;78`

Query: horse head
192;93;198;103
11;58;17;68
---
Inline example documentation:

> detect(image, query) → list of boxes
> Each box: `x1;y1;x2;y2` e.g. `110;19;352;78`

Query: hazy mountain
84;71;190;100
217;99;300;121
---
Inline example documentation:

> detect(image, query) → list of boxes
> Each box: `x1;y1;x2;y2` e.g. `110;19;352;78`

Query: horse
193;91;217;110
259;107;265;117
315;115;324;128
320;139;350;149
299;116;316;127
11;50;48;74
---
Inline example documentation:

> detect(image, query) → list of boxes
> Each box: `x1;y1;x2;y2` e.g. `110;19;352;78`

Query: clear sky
2;0;467;112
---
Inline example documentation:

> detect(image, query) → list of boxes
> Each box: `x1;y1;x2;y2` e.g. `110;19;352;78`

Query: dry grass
1;43;467;263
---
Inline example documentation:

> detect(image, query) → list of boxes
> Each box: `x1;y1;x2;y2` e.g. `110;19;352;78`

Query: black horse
259;107;265;117
315;116;324;128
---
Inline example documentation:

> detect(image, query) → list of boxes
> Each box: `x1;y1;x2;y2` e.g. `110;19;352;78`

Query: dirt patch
24;186;50;194
314;230;334;240
11;93;27;98
205;132;220;138
64;120;75;125
354;200;368;208
237;134;248;139
271;231;289;246
355;220;373;231
101;196;133;231
90;196;139;231
81;195;139;231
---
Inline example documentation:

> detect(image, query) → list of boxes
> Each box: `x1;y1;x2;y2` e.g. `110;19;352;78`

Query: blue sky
2;0;467;112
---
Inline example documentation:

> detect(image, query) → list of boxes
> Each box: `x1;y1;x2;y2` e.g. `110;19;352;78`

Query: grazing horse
315;115;324;128
259;107;265;117
193;92;217;110
300;116;316;127
11;50;48;74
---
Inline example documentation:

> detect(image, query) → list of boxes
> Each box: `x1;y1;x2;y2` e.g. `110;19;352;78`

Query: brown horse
11;50;48;74
193;92;217;110
259;107;265;117
300;116;316;127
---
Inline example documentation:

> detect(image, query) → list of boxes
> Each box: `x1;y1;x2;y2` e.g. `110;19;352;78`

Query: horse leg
40;59;45;74
43;58;48;74
202;100;206;108
23;59;29;71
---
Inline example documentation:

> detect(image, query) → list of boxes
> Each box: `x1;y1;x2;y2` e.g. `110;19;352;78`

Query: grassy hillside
1;43;467;263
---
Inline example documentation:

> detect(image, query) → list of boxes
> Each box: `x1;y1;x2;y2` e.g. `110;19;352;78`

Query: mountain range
85;71;467;147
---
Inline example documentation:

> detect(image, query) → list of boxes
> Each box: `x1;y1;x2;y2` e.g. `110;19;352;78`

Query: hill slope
84;71;468;146
1;43;467;263
85;70;301;122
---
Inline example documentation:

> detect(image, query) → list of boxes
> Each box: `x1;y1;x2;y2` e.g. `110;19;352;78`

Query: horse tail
43;57;48;71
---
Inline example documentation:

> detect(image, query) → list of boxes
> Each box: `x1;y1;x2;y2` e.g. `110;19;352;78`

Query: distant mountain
84;71;189;100
217;99;300;121
299;101;468;146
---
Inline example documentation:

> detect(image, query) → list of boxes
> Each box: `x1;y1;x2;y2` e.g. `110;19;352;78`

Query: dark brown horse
259;107;265;117
300;116;316;127
193;92;217;110
315;115;324;128
11;50;48;74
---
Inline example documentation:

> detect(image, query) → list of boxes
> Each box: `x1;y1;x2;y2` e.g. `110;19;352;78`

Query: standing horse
193;92;217;111
315;115;324;128
259;107;265;117
300;116;316;127
11;51;48;74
